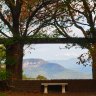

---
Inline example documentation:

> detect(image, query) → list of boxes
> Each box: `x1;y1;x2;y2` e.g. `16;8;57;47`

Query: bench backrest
41;83;68;86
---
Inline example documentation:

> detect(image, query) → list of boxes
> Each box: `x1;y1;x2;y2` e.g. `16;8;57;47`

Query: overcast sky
23;25;88;61
23;44;88;61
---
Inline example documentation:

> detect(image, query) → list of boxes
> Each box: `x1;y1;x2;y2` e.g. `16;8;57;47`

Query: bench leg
62;85;65;93
44;86;48;94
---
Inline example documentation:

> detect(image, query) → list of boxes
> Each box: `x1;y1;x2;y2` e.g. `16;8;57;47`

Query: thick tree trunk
6;43;24;80
92;59;96;79
90;44;96;79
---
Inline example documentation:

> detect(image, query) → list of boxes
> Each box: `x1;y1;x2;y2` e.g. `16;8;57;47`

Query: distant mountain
23;58;92;79
23;58;47;68
50;58;92;74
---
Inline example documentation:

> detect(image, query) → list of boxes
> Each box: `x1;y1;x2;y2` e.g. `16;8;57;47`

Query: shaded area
0;80;96;92
1;91;96;96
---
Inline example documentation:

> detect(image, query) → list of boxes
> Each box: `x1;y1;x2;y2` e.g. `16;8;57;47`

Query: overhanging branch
0;12;13;32
22;38;96;44
0;30;10;38
23;0;54;36
0;37;96;45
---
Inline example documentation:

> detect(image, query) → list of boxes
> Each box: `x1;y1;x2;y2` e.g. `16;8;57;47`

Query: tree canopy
0;0;96;79
53;0;96;78
0;0;62;40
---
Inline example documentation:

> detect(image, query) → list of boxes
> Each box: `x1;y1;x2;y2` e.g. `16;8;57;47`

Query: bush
36;75;47;80
0;69;6;80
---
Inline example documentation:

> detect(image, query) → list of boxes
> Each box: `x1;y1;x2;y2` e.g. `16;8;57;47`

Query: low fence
0;80;96;92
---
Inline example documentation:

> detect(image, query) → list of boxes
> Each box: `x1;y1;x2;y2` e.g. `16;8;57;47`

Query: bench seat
41;83;68;94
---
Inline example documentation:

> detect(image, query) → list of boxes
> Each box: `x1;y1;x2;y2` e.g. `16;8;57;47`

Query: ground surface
1;91;96;96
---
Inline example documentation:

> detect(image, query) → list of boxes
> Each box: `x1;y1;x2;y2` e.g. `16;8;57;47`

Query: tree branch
0;12;13;32
5;0;15;12
82;0;95;28
0;30;9;38
69;4;85;16
23;0;53;36
28;17;54;37
54;19;70;38
76;21;89;26
91;2;96;13
68;5;87;37
94;16;96;24
54;24;67;37
27;25;44;37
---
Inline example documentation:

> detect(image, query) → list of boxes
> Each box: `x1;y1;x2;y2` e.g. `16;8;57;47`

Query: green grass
0;92;6;96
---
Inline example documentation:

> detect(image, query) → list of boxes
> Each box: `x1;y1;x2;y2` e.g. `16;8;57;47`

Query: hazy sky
23;44;88;61
23;25;88;61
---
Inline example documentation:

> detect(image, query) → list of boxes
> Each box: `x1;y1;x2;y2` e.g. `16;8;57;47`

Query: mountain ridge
23;58;92;79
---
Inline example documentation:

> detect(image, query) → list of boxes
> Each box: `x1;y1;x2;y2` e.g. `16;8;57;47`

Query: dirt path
1;91;96;96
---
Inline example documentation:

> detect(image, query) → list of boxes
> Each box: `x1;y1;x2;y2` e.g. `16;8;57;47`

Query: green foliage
36;75;47;80
23;74;47;80
32;30;62;38
0;69;6;80
22;74;35;80
23;74;28;79
0;45;6;64
0;45;6;80
0;92;6;96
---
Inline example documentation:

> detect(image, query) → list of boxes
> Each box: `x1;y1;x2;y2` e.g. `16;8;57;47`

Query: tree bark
92;60;96;79
6;43;24;80
90;43;96;79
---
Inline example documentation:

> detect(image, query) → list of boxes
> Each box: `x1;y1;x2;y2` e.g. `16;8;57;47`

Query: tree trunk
90;44;96;79
92;59;96;79
6;43;24;80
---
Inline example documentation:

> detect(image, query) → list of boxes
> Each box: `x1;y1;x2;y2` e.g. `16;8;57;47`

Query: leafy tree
1;0;95;80
36;75;47;80
53;0;96;79
22;74;34;80
0;0;62;80
22;74;47;80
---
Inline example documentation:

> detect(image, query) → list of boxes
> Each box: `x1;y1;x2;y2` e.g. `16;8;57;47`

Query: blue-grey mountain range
49;58;92;73
23;58;92;79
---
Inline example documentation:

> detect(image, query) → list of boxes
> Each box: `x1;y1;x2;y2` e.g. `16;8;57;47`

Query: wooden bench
41;83;68;94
